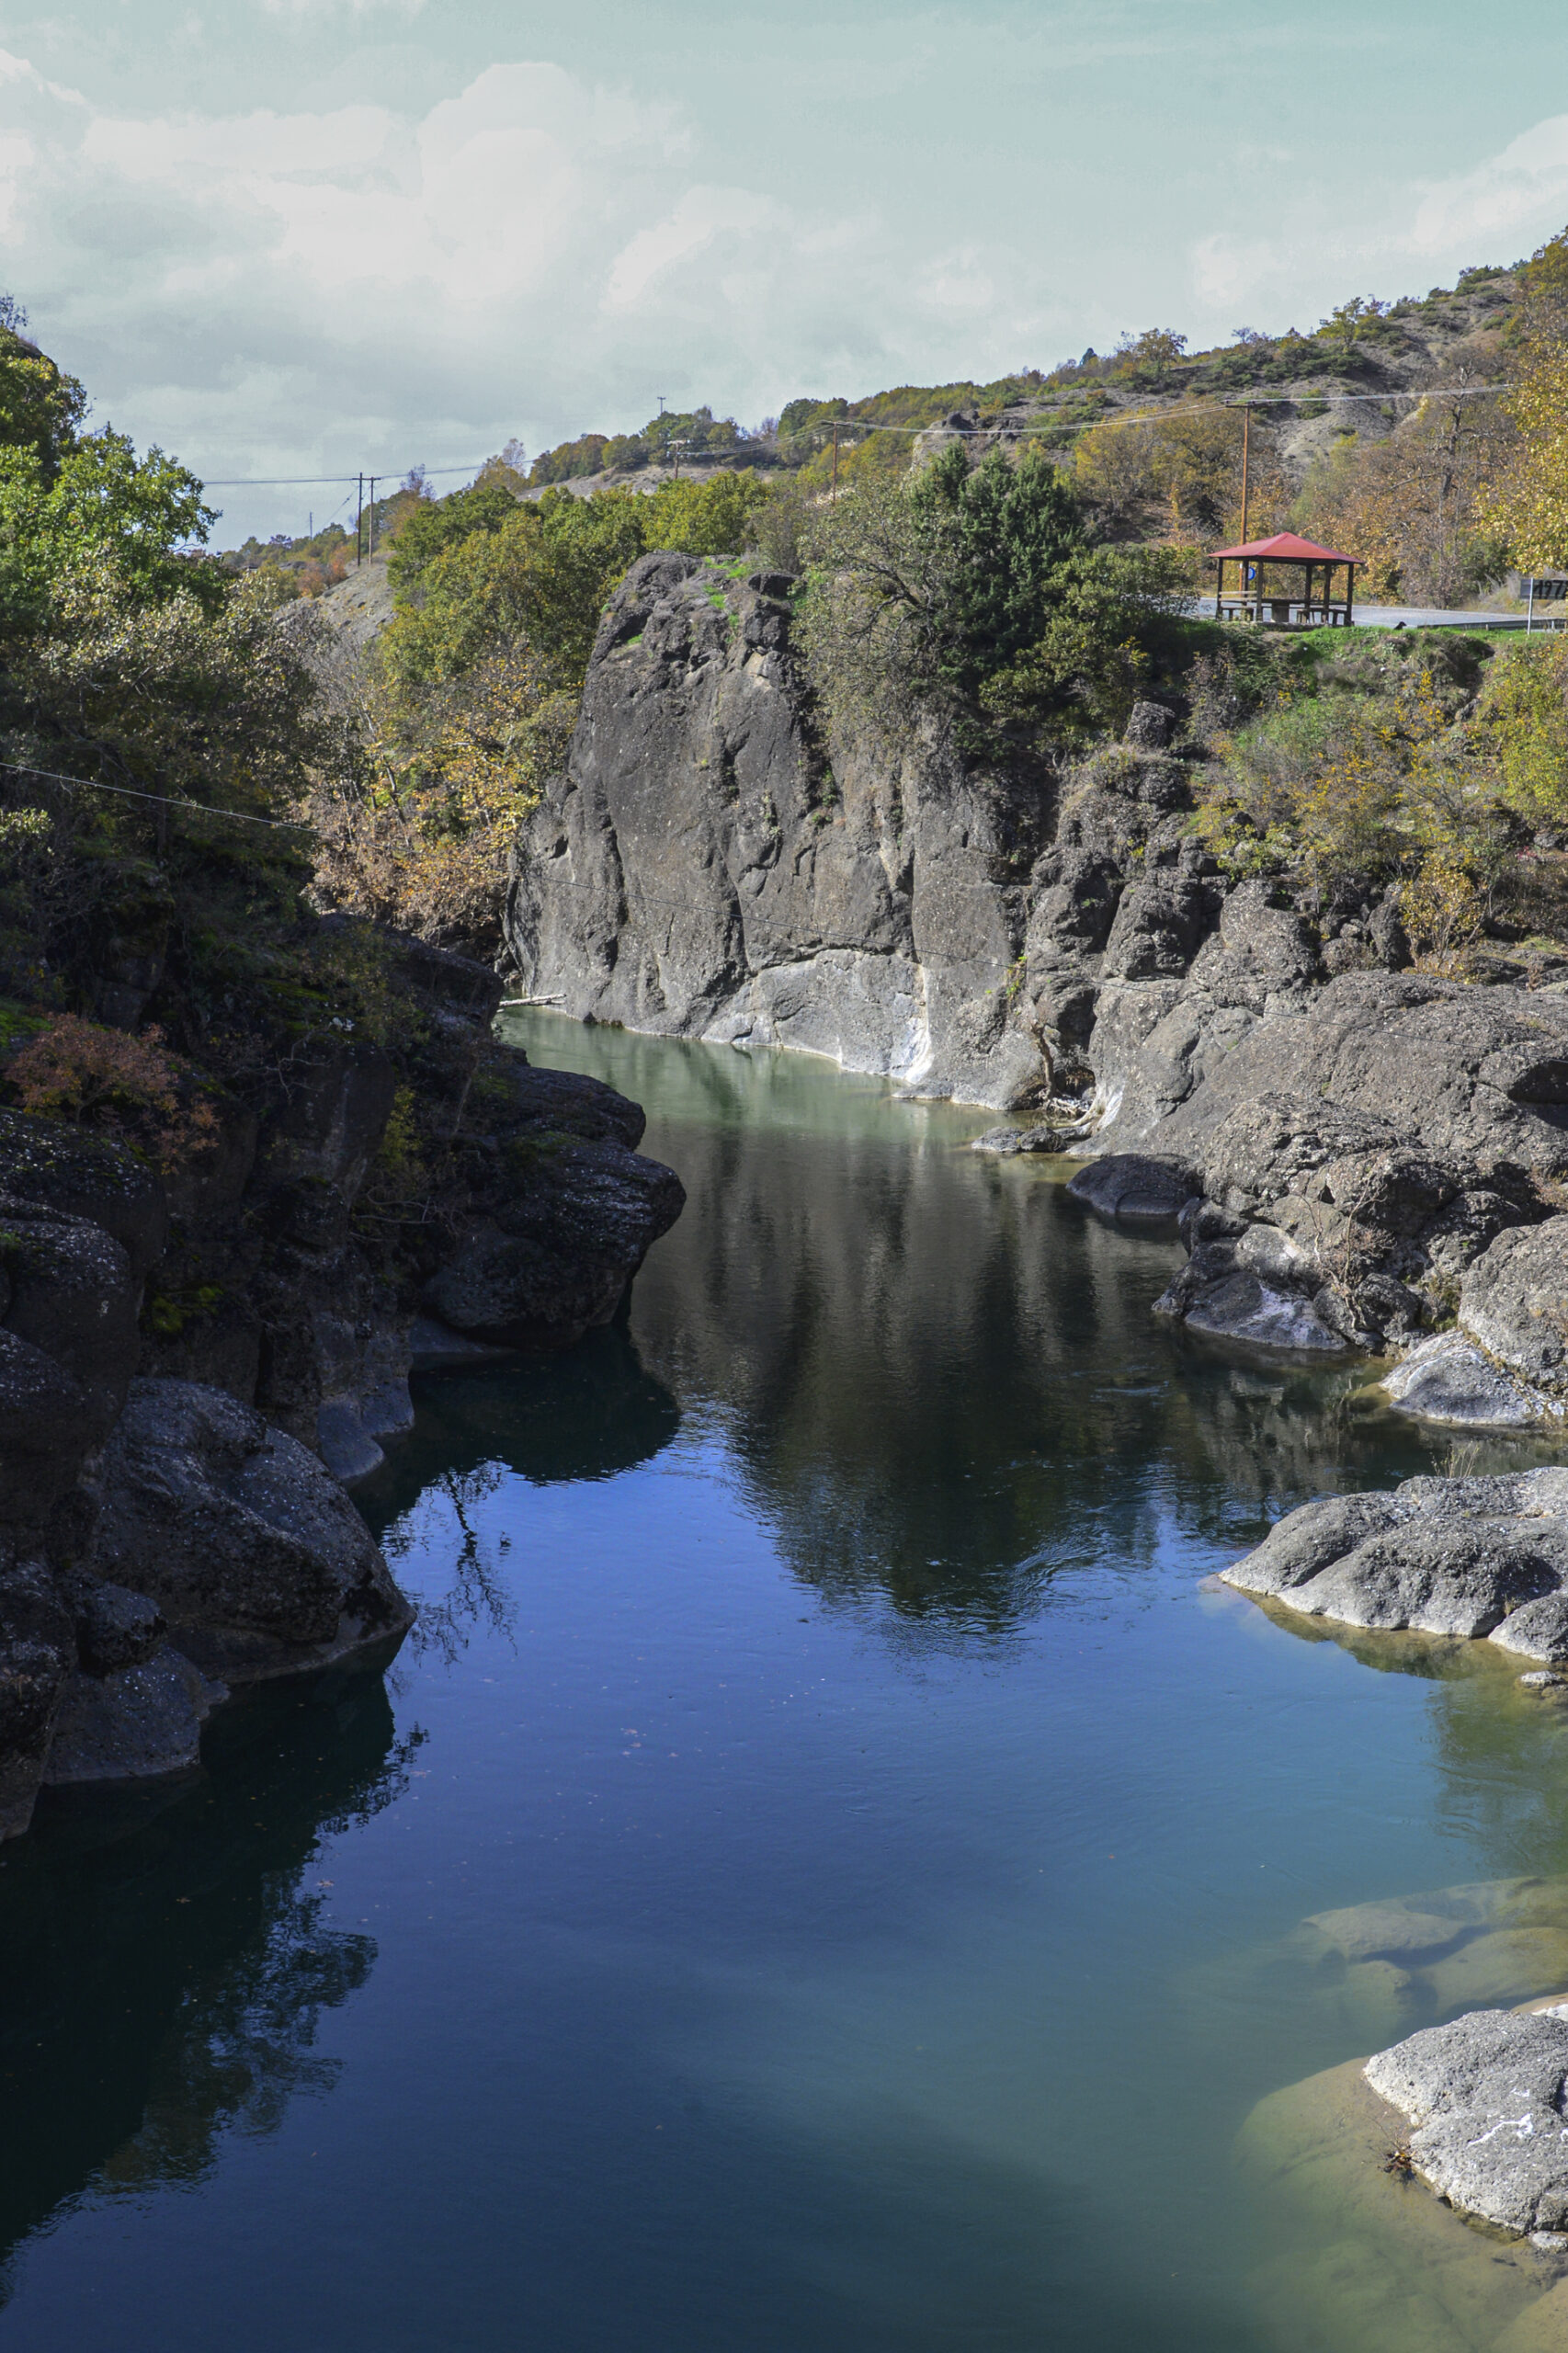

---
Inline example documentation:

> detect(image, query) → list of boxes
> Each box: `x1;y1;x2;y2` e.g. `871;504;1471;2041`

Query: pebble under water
6;1013;1568;2350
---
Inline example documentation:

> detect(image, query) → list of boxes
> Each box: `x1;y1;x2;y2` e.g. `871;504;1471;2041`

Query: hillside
516;262;1519;503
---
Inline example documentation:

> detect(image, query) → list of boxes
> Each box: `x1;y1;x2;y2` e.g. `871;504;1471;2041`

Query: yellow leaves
1200;656;1512;890
1295;389;1507;607
1475;634;1568;827
1403;853;1486;972
1073;407;1286;540
1479;334;1568;573
307;634;579;945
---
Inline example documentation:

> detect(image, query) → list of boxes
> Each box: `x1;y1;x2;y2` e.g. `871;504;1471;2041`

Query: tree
1320;296;1388;351
1476;223;1568;573
1298;379;1511;604
0;313;87;474
1074;407;1288;541
0;431;217;630
799;444;1190;749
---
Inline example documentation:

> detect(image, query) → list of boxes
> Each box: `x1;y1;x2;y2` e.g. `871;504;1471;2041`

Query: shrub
6;1014;219;1168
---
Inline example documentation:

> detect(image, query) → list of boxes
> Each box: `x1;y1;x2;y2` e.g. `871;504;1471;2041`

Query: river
3;1014;1568;2350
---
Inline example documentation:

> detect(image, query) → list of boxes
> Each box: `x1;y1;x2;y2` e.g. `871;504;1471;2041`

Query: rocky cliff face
0;925;685;1836
509;559;1568;1427
507;551;1051;1109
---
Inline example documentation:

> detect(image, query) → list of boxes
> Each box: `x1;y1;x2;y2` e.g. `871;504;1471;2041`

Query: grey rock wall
0;930;686;1834
506;555;1568;1420
506;553;1051;1109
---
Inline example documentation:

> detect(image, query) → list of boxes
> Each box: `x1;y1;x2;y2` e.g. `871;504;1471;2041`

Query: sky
5;0;1568;542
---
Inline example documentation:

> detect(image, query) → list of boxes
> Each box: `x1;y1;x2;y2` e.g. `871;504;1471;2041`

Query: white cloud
0;51;1066;536
1184;112;1568;342
1409;114;1568;258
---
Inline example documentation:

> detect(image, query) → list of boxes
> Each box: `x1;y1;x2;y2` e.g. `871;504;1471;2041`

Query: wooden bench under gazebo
1209;531;1358;628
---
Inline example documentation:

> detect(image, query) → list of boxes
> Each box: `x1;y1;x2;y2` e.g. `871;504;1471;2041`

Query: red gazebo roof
1209;530;1358;563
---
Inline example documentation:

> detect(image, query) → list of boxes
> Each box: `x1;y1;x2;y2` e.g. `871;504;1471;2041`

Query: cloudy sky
5;0;1568;541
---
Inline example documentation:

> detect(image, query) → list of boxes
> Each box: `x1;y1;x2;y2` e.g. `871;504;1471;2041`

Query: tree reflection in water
0;1672;419;2304
519;1015;1550;1645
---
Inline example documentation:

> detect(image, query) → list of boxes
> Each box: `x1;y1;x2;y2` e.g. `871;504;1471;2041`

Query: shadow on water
0;1671;415;2305
365;1323;682;1521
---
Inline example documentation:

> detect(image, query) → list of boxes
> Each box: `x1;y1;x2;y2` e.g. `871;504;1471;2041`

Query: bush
799;444;1195;753
6;1015;218;1169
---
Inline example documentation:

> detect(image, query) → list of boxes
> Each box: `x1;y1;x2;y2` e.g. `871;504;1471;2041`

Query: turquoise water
3;1016;1568;2349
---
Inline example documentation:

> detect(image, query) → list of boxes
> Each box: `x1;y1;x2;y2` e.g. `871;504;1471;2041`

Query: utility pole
356;472;364;568
1239;408;1254;617
831;421;839;499
369;477;378;555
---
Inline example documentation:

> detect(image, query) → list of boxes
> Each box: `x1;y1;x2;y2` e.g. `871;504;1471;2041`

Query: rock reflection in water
503;1013;1532;1640
0;1672;415;2303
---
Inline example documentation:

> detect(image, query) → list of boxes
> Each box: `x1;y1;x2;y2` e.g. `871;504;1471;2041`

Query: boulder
1065;1153;1197;1225
0;1325;96;1522
1365;2007;1568;2237
1224;1492;1403;1596
423;1139;686;1347
86;1379;414;1682
1098;873;1219;982
1121;699;1175;750
0;1199;142;1440
42;1648;225;1786
1223;1468;1568;1653
0;1109;165;1276
1284;1520;1568;1638
63;1575;165;1673
1459;1219;1568;1398
1381;1331;1549;1427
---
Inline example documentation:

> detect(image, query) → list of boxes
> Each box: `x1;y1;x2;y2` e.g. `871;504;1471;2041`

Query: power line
0;759;312;832
199;460;491;487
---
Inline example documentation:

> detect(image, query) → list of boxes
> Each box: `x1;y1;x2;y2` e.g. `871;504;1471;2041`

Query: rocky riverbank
0;926;684;1836
504;555;1568;1429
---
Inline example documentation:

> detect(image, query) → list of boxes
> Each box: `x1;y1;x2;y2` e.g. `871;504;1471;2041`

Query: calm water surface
4;1015;1568;2351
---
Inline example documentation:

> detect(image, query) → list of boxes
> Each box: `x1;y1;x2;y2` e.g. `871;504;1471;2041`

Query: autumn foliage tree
1480;226;1568;574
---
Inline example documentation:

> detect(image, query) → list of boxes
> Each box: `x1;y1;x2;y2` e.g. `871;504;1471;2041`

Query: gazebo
1209;531;1358;628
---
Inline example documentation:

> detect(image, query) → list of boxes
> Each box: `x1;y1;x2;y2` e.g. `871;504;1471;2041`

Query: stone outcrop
502;557;1568;1419
0;925;685;1834
1082;973;1568;1373
504;556;1568;1420
1222;1469;1568;1656
1366;2006;1568;2242
506;552;1053;1109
